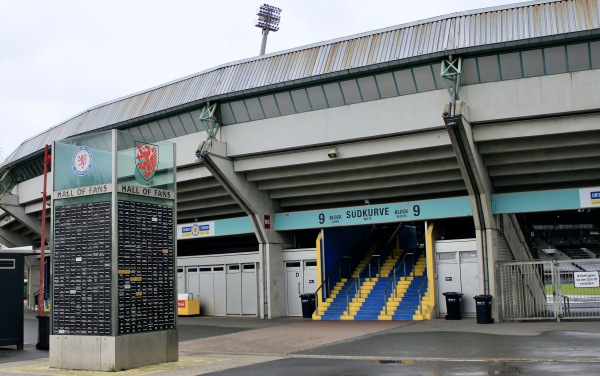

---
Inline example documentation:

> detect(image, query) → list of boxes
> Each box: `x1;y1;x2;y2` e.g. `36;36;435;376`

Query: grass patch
545;284;600;295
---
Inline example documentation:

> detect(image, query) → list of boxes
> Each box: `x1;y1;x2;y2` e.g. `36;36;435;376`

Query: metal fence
498;259;600;321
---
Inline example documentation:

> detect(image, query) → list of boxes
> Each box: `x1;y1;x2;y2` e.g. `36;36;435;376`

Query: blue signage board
491;189;582;214
275;196;472;230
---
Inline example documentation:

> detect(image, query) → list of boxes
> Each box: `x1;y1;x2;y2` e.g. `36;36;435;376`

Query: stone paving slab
179;320;412;355
0;355;281;376
0;320;411;375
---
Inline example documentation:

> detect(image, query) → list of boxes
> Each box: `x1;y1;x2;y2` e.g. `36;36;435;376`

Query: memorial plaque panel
117;200;175;334
52;201;112;335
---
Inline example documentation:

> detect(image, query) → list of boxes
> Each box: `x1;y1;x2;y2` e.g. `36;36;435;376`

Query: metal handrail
345;278;360;316
343;224;405;316
416;273;428;316
314;255;352;301
382;252;415;315
354;223;405;282
313;225;376;314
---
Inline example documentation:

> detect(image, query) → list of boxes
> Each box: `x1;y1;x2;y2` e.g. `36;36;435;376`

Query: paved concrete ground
2;308;600;375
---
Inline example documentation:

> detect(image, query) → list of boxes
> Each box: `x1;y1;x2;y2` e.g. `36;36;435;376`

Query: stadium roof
2;0;599;168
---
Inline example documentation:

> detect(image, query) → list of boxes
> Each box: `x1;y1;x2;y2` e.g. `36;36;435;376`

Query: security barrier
498;259;600;321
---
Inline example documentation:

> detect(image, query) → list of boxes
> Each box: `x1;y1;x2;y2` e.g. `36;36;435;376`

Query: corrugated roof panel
388;29;403;61
281;52;296;81
241;60;259;89
304;47;319;77
333;41;347;71
250;57;268;88
164;76;190;108
289;50;304;80
223;64;242;93
308;47;321;76
247;59;263;88
5;0;600;167
260;56;276;85
353;37;365;68
355;36;370;68
428;21;440;54
207;68;228;98
228;62;246;93
104;99;128;126
218;65;238;94
296;48;314;79
401;26;416;59
243;58;260;89
99;101;120;127
207;71;224;98
311;44;327;76
286;51;302;80
323;43;338;74
301;48;314;77
158;83;179;110
380;31;392;62
343;39;356;69
238;61;256;90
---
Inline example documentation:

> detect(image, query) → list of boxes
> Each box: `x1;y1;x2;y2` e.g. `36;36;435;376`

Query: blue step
319;250;427;321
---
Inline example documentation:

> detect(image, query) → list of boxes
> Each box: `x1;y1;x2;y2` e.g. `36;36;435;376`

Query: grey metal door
226;264;242;315
177;267;185;295
213;266;226;316
186;267;200;301
436;252;460;316
460;251;479;314
285;262;302;316
241;263;258;315
198;267;214;315
303;260;317;294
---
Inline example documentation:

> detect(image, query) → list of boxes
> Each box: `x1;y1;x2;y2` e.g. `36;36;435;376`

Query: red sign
264;215;271;229
135;143;159;185
177;300;186;308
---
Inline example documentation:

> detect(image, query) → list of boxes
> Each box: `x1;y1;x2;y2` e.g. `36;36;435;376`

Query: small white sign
574;271;600;288
177;222;215;239
579;187;600;208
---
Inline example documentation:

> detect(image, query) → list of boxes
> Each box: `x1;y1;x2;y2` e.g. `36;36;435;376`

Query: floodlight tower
255;4;281;56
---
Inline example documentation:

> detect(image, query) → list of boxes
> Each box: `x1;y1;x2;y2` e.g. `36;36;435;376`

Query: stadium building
2;0;600;323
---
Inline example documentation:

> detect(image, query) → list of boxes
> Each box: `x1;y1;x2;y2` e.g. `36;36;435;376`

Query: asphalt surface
2;307;600;375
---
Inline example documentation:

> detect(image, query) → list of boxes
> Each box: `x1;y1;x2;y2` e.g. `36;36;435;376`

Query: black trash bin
443;292;463;320
299;293;316;318
473;295;494;324
36;315;50;350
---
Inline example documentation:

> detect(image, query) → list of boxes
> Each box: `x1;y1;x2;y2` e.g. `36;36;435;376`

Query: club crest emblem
72;146;93;176
135;143;159;185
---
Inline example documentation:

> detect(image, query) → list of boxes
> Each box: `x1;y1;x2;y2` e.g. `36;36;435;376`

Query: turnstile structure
0;253;24;349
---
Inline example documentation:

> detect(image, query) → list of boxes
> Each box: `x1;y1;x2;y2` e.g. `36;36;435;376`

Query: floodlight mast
255;4;281;55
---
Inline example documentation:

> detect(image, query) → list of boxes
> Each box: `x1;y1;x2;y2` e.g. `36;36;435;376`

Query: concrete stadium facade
2;0;600;321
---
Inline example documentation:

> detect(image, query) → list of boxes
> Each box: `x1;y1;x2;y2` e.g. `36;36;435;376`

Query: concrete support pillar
198;140;291;318
444;102;500;318
260;243;285;318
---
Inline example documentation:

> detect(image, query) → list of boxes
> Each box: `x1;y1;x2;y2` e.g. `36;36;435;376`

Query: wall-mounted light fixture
327;147;338;159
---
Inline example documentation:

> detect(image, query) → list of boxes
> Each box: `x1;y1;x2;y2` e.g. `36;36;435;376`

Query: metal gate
498;259;600;321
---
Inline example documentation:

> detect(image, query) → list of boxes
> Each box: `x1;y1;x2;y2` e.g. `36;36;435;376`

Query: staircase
314;247;433;321
383;255;431;320
315;243;380;320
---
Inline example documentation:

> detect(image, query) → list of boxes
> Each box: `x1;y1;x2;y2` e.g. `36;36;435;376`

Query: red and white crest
134;143;158;185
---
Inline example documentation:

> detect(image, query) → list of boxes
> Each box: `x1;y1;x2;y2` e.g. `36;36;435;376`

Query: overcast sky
0;0;518;161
